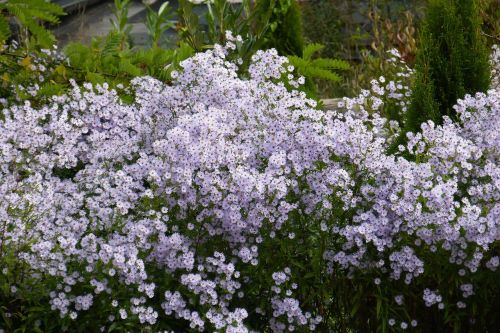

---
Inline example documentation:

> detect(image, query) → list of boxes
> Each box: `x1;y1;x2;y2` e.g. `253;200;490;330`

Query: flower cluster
0;43;66;104
338;48;414;127
491;44;500;89
0;35;499;331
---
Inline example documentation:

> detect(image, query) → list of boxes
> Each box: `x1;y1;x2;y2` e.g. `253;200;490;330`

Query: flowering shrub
0;35;499;332
337;48;414;125
0;43;67;105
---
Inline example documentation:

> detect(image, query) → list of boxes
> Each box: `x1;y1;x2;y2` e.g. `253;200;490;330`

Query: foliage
366;2;419;66
64;37;194;88
479;0;500;45
287;43;350;98
0;0;195;104
62;0;192;89
404;0;491;135
176;0;274;69
0;34;194;106
338;48;414;124
300;0;423;98
299;0;349;59
0;44;68;106
300;0;494;98
109;0;134;50
0;0;65;48
0;36;499;333
177;0;330;94
254;0;304;57
145;1;175;48
177;0;304;58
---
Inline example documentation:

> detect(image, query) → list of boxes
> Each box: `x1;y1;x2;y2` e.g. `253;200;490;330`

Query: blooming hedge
0;36;499;332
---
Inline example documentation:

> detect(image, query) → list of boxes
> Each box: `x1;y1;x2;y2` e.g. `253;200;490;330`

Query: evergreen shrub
404;0;491;133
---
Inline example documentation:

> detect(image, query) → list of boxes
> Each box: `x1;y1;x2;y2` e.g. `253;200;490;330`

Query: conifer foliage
404;0;491;133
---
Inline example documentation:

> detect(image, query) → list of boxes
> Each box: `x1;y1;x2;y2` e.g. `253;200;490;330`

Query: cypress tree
403;0;490;134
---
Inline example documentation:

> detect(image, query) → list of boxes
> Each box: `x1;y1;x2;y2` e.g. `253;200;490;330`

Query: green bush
255;0;304;57
404;0;491;134
0;0;65;48
176;0;348;98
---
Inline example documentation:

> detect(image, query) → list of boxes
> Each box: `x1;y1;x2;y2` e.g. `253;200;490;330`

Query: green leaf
86;72;105;84
22;18;57;47
287;55;308;68
303;43;324;60
376;297;382;318
350;299;361;317
311;58;350;70
0;15;11;43
64;42;94;70
309;67;342;81
118;58;141;77
3;0;65;47
158;1;170;16
102;32;122;57
37;83;65;97
108;322;120;332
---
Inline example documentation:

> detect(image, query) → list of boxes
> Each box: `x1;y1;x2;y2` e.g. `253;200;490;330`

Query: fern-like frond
152;48;173;67
37;83;65;97
22;8;61;24
64;42;94;70
22;19;56;47
311;58;350;70
134;49;154;66
288;55;309;69
86;72;105;85
288;43;348;95
118;58;141;77
3;0;65;47
303;43;324;60
7;0;65;19
0;15;10;43
101;32;122;57
306;67;342;82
